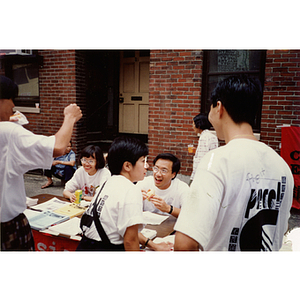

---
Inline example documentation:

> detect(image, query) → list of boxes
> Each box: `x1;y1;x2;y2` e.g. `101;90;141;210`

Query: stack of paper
27;210;69;231
30;197;68;212
46;217;82;236
24;208;41;220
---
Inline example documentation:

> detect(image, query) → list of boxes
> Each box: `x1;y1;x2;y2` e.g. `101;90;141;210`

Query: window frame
0;51;43;113
201;50;266;132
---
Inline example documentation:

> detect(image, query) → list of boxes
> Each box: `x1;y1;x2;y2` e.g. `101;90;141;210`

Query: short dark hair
193;113;212;130
80;145;105;170
107;136;148;175
0;75;18;101
210;75;262;127
153;153;180;178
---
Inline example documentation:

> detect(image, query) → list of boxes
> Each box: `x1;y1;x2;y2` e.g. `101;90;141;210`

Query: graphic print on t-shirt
229;175;287;251
82;184;97;197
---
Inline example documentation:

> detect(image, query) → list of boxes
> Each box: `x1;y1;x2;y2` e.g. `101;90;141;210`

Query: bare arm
123;224;140;251
63;189;76;202
174;231;203;251
149;195;181;218
53;104;82;157
53;160;76;167
138;233;173;251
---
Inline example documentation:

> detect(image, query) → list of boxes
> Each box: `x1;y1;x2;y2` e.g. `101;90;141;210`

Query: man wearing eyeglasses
136;153;189;218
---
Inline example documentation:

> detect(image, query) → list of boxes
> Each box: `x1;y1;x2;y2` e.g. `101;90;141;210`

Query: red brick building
1;49;299;177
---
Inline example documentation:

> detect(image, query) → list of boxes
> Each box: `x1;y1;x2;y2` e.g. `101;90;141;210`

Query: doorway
119;50;150;136
84;50;150;152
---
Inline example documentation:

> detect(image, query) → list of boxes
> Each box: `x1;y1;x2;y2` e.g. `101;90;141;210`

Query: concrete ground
25;173;65;198
24;173;300;232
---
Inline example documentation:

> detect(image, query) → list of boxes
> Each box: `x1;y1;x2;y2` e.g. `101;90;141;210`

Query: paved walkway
25;173;64;198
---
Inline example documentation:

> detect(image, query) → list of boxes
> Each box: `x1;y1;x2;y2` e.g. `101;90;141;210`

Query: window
0;50;43;109
201;50;266;131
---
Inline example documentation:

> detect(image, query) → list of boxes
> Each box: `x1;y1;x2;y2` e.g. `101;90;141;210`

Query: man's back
175;138;293;251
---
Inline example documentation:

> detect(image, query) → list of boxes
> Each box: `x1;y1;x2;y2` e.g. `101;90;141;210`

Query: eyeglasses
153;166;169;175
81;158;96;165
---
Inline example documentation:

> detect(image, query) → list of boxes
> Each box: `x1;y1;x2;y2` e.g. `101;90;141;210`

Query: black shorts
1;213;35;251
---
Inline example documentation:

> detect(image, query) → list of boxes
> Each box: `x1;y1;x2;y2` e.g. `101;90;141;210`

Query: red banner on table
281;126;300;209
32;230;80;251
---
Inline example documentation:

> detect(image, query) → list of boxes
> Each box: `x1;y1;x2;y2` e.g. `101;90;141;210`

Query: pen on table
30;207;43;212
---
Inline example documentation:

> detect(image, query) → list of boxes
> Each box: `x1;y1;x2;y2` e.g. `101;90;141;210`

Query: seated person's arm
63;189;76;202
149;195;181;218
138;233;173;251
169;206;180;218
63;189;93;202
123;224;140;251
174;231;203;251
53;160;75;167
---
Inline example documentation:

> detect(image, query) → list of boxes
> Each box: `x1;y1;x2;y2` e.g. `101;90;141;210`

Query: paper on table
31;197;68;212
24;208;41;220
27;210;69;231
47;217;82;236
140;228;157;239
26;197;38;207
285;228;300;251
142;211;168;225
78;200;90;207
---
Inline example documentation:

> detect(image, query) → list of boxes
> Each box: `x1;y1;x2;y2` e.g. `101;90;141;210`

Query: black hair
153;153;180;178
80;145;105;170
210;75;262;127
0;75;18;101
107;136;148;175
193;113;212;130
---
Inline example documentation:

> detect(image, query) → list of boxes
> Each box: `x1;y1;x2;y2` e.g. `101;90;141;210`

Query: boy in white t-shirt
77;136;149;251
174;75;294;251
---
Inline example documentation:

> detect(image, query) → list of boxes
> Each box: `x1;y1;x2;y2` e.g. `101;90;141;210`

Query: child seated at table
76;136;148;251
63;145;111;202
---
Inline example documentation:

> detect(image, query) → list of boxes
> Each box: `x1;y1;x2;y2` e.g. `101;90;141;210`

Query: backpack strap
92;181;110;244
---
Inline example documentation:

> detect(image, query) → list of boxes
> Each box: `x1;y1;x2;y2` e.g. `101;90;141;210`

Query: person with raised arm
0;75;82;251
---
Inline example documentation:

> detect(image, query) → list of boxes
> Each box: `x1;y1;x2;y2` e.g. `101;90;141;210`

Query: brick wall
24;50;87;161
2;49;299;176
261;50;300;153
148;50;203;175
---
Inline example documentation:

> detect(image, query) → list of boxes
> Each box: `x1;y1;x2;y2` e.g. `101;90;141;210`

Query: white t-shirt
136;176;189;215
81;175;144;244
191;130;218;180
65;166;111;197
0;122;55;222
175;139;294;251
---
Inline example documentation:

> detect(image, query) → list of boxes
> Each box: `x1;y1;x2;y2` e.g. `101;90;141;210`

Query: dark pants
76;235;125;251
44;165;75;182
